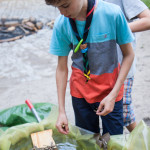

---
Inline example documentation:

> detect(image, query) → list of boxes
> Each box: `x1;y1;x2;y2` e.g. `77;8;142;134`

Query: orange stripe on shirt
70;65;124;104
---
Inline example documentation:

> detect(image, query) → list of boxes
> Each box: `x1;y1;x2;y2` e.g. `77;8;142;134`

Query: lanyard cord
69;0;96;82
69;0;95;43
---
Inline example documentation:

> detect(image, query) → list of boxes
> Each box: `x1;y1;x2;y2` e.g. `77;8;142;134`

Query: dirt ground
0;0;150;127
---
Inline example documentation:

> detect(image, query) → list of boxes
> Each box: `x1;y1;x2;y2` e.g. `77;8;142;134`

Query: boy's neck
75;0;87;21
75;0;98;21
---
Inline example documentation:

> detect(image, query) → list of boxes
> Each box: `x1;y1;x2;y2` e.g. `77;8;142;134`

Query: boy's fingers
58;126;66;134
59;128;67;134
96;103;104;113
96;102;110;116
65;124;69;133
62;124;69;134
97;108;108;116
58;124;69;134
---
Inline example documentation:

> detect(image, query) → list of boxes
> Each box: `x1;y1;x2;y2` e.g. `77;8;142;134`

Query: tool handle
25;99;41;123
25;99;33;109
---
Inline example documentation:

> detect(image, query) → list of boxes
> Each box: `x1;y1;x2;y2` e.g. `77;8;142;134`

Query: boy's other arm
96;43;134;116
55;56;69;134
129;9;150;32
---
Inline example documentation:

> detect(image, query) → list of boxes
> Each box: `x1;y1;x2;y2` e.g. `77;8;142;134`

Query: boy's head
45;0;61;5
45;0;87;19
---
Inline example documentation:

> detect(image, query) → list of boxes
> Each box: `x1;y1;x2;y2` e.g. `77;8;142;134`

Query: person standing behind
103;0;150;132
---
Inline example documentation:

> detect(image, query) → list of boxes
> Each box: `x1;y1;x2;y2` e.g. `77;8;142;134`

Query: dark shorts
72;96;123;135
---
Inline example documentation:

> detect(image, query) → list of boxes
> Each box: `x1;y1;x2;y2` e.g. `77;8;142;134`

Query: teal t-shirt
50;0;134;56
49;0;134;103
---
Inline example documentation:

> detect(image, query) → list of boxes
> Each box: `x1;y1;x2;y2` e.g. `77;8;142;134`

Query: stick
19;25;30;35
0;35;23;43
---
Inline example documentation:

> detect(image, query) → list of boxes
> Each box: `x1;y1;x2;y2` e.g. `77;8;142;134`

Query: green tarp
0;103;150;150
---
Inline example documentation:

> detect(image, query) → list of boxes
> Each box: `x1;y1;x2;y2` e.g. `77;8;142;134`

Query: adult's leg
123;77;136;132
72;96;100;133
101;99;123;135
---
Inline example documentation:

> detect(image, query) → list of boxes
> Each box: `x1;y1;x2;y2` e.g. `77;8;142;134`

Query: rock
7;26;16;31
22;18;30;24
29;17;36;24
25;21;35;28
35;22;43;30
23;21;38;32
46;20;55;29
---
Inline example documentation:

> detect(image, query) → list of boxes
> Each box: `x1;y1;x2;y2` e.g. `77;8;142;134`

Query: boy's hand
96;95;116;116
56;113;69;135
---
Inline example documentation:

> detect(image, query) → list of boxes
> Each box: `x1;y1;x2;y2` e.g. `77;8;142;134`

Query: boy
104;0;150;132
46;0;134;135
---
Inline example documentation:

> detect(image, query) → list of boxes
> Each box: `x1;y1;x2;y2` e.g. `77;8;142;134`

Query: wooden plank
31;129;56;148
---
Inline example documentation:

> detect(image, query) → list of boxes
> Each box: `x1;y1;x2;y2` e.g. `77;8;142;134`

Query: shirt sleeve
116;8;135;45
50;19;71;56
122;0;148;20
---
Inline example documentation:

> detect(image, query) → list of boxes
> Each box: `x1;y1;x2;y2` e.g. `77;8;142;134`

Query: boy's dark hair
45;0;61;5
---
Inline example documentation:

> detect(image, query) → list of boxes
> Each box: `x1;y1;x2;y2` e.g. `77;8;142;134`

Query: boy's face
54;0;85;18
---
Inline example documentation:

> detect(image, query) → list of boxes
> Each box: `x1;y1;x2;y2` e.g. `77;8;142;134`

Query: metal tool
25;99;41;123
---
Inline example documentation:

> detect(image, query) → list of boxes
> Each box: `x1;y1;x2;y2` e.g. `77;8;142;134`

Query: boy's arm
129;9;150;32
55;56;69;134
96;43;134;116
